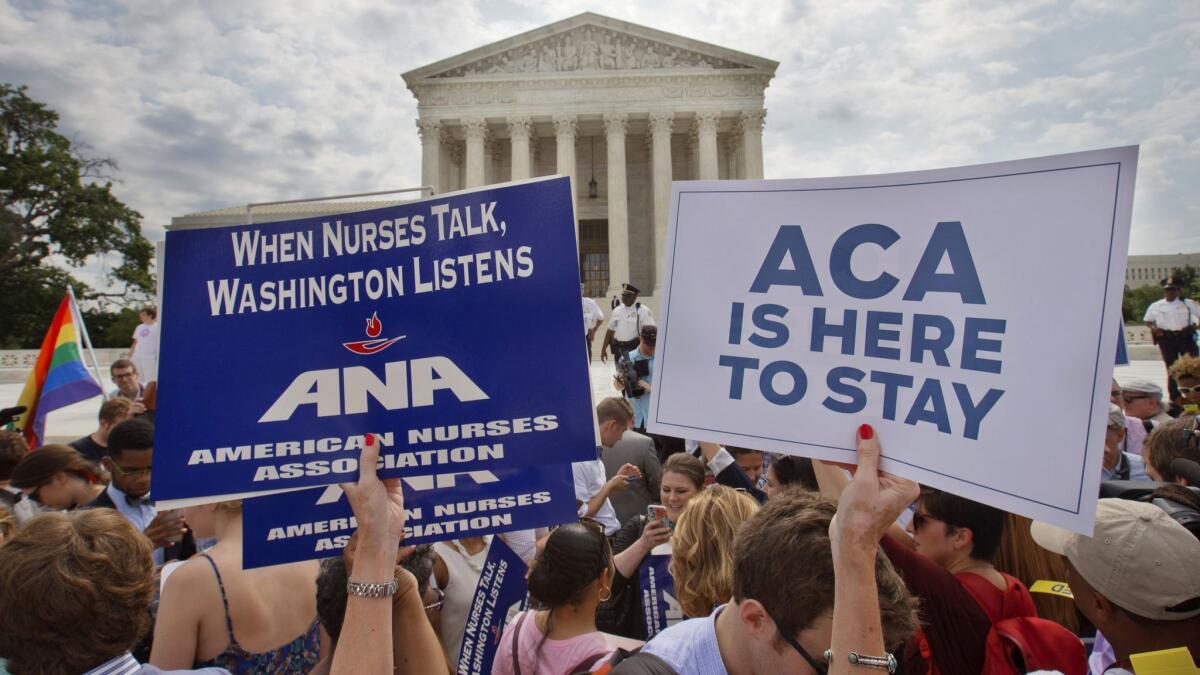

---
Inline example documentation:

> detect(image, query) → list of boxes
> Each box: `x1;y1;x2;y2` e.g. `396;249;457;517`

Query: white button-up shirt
608;302;655;342
1144;297;1200;331
583;297;604;331
572;455;620;535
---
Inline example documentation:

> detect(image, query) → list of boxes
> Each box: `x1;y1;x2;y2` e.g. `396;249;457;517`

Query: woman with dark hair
493;521;615;674
598;453;706;639
814;461;1042;674
9;445;103;513
764;454;818;498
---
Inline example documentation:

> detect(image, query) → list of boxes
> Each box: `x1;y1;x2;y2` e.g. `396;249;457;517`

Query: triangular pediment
403;12;777;83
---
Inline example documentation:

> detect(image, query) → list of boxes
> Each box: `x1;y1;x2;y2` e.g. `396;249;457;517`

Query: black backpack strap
567;650;613;674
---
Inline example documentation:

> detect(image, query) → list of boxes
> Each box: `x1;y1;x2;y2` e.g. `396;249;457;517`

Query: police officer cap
1161;275;1183;289
621;283;641;296
640;324;657;343
1121;378;1162;396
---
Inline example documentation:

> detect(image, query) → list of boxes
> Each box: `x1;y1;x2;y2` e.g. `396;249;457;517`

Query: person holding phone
598;453;706;639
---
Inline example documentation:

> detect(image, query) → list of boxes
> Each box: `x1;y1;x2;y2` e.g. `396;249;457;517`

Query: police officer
1144;275;1200;403
600;283;654;363
582;283;604;360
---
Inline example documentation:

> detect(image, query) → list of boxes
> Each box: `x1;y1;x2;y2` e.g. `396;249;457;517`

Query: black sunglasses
763;604;827;674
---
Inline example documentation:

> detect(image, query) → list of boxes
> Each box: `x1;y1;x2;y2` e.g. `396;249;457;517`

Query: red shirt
881;535;1037;675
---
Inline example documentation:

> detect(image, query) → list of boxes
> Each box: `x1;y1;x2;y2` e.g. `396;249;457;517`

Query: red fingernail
858;424;874;440
365;433;375;446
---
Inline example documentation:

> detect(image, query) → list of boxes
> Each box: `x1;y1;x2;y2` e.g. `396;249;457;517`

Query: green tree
0;84;152;348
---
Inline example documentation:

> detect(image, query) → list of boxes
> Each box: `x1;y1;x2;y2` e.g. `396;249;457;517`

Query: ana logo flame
343;312;405;355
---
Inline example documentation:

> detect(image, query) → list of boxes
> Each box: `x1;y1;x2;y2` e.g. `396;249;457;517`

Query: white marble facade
403;12;777;301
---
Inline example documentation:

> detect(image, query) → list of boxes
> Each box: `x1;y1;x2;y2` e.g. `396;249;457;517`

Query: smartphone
647;505;670;528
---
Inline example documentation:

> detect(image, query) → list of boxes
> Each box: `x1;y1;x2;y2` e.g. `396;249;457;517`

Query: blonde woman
670;486;760;618
151;499;327;673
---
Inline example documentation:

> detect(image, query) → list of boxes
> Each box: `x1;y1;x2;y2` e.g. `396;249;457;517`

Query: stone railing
1;348;128;373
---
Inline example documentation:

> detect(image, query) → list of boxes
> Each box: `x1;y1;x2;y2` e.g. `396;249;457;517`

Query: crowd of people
0;278;1197;675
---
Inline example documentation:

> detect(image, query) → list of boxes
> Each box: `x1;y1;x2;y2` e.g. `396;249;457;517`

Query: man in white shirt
582;284;604;360
601;283;654;363
573;397;641;536
128;305;160;382
1143;275;1199;403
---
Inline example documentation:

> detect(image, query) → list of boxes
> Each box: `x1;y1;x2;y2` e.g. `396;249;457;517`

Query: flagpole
68;286;109;401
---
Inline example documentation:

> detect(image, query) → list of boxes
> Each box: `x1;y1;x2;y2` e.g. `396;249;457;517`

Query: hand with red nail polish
341;433;405;554
830;422;919;553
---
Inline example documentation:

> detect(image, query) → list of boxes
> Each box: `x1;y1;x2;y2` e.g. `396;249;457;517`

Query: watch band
347;577;398;599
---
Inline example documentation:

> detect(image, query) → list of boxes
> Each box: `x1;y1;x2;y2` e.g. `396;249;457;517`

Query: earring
599;585;612;602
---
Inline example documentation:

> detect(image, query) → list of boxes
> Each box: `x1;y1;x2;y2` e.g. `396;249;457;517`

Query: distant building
1125;253;1200;288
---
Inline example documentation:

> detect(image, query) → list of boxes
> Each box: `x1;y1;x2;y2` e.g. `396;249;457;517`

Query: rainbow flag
15;292;103;447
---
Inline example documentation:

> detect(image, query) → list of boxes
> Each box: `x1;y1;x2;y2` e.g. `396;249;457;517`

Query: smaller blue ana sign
457;538;530;675
241;463;576;568
639;547;683;638
154;177;595;505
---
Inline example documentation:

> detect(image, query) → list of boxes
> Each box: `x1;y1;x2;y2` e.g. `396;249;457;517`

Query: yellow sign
1030;580;1073;599
1131;647;1198;674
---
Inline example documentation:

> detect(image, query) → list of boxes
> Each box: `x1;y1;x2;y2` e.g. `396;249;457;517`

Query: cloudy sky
2;0;1197;261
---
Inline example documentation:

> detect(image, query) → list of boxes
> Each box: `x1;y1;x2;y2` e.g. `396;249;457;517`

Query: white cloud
0;0;1195;261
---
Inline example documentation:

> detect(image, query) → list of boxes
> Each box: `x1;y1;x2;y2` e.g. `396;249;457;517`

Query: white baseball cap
1031;499;1200;621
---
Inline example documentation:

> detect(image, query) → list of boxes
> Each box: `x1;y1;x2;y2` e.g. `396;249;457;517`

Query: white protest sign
648;147;1137;534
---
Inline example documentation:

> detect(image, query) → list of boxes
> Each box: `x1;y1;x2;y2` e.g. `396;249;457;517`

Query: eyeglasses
108;463;152;478
1179;386;1199;396
762;604;827;674
1121;394;1151;403
112;370;137;380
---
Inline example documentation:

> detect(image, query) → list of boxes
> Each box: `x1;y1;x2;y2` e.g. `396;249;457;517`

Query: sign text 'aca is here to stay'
648;147;1138;534
152;176;596;506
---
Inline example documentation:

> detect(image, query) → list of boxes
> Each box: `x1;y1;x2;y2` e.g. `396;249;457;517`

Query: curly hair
1169;354;1200;382
670;486;760;618
0;509;154;674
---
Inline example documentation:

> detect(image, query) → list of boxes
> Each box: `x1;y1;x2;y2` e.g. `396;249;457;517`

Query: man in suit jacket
602;428;663;524
85;418;193;562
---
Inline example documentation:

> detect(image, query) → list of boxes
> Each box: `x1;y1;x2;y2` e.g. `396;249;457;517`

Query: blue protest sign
457;538;530;675
1116;320;1129;366
241;462;576;569
153;177;595;504
639;546;683;638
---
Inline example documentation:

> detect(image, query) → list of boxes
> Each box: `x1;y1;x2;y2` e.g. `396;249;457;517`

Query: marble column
603;112;630;296
507;116;532;181
553;114;579;235
463;117;488;188
695;111;720;180
416;118;442;194
739;110;766;180
688;126;699;180
486;137;501;184
649;111;674;297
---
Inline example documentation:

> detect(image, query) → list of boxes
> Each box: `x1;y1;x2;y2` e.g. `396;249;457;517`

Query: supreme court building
174;13;777;309
402;12;777;303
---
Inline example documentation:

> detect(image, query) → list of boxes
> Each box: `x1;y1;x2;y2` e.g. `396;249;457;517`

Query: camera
616;352;651;399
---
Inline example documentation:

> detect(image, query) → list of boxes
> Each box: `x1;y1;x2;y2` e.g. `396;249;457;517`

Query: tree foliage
0;84;153;348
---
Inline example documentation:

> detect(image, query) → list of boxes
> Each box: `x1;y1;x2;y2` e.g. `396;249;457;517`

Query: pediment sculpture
432;26;750;78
